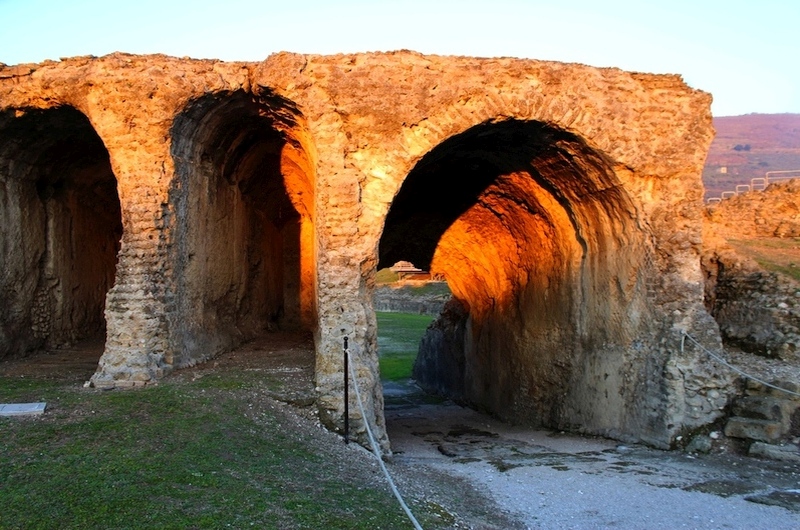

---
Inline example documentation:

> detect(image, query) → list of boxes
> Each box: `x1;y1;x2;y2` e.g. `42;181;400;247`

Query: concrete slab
0;402;46;416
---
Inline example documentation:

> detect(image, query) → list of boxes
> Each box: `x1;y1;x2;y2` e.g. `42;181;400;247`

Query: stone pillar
89;123;173;387
314;162;388;451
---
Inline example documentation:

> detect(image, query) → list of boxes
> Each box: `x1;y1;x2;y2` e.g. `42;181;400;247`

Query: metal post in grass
343;336;349;444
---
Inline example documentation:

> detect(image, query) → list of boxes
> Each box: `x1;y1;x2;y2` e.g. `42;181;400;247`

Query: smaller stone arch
168;89;316;368
0;105;122;362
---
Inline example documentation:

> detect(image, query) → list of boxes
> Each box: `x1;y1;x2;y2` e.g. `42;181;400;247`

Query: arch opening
379;119;652;436
169;90;316;368
0;106;122;366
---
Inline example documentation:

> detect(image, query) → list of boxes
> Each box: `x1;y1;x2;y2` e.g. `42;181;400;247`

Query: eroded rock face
706;180;800;239
707;261;799;357
704;181;800;357
0;51;725;450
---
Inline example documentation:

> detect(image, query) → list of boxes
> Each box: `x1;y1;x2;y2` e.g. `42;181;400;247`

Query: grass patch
754;260;800;282
0;371;427;529
728;238;800;282
377;312;435;381
375;268;400;284
0;377;65;403
402;282;451;297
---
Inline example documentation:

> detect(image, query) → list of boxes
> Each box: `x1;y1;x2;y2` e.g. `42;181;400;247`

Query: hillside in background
703;114;800;199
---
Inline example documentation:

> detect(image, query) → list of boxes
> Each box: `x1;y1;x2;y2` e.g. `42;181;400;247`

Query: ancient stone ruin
704;180;800;357
1;51;734;450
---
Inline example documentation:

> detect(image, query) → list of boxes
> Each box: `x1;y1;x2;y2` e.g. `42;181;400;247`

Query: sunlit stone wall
0;52;731;449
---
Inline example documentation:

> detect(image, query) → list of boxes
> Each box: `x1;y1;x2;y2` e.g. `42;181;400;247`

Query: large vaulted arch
380;119;654;436
169;90;316;367
0;106;122;364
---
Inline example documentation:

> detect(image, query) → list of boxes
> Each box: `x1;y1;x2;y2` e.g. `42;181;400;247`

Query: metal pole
343;336;349;444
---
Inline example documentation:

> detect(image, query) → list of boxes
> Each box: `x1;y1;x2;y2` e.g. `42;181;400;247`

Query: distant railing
705;169;800;203
765;169;800;182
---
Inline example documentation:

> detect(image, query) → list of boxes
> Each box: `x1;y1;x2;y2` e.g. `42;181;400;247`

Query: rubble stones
685;434;713;453
749;442;800;462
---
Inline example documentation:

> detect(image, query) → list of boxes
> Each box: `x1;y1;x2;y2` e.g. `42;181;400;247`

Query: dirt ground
4;334;800;529
0;336;107;381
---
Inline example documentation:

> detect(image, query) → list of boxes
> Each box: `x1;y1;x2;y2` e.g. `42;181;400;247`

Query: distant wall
372;284;450;316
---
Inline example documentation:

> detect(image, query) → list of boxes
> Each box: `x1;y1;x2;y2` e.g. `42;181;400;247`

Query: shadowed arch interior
380;119;652;435
380;121;621;270
169;90;316;367
0;106;122;359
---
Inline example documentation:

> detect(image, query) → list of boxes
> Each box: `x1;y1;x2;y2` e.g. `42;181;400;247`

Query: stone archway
379;119;656;439
168;90;316;368
0;106;122;362
0;53;728;446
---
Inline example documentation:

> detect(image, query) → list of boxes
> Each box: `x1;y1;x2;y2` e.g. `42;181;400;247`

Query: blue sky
0;0;797;116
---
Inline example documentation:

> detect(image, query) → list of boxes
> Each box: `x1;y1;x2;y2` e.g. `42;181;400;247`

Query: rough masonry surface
0;51;729;450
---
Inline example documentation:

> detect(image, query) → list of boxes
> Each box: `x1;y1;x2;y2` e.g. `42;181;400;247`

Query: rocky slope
703;180;800;358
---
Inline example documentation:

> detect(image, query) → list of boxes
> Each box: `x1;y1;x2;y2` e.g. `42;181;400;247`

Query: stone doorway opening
0;106;122;373
378;119;653;439
169;90;316;370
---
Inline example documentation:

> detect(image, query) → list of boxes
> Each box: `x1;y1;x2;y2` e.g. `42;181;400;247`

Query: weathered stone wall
703;181;800;357
706;180;800;239
710;265;800;357
373;283;450;316
0;51;727;450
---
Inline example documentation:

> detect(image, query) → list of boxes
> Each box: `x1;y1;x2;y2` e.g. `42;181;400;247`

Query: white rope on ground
681;330;800;398
345;346;424;530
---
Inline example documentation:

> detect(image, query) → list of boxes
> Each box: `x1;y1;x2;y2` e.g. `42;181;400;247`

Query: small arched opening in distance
379;119;653;437
169;90;316;368
0;106;122;372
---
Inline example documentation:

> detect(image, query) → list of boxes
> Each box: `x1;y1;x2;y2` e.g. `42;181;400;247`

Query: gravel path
384;382;800;529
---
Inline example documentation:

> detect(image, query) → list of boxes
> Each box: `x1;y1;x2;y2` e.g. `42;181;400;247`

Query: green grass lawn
376;312;435;381
0;369;425;529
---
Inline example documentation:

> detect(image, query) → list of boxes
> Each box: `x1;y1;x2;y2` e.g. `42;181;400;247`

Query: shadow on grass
377;312;435;382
